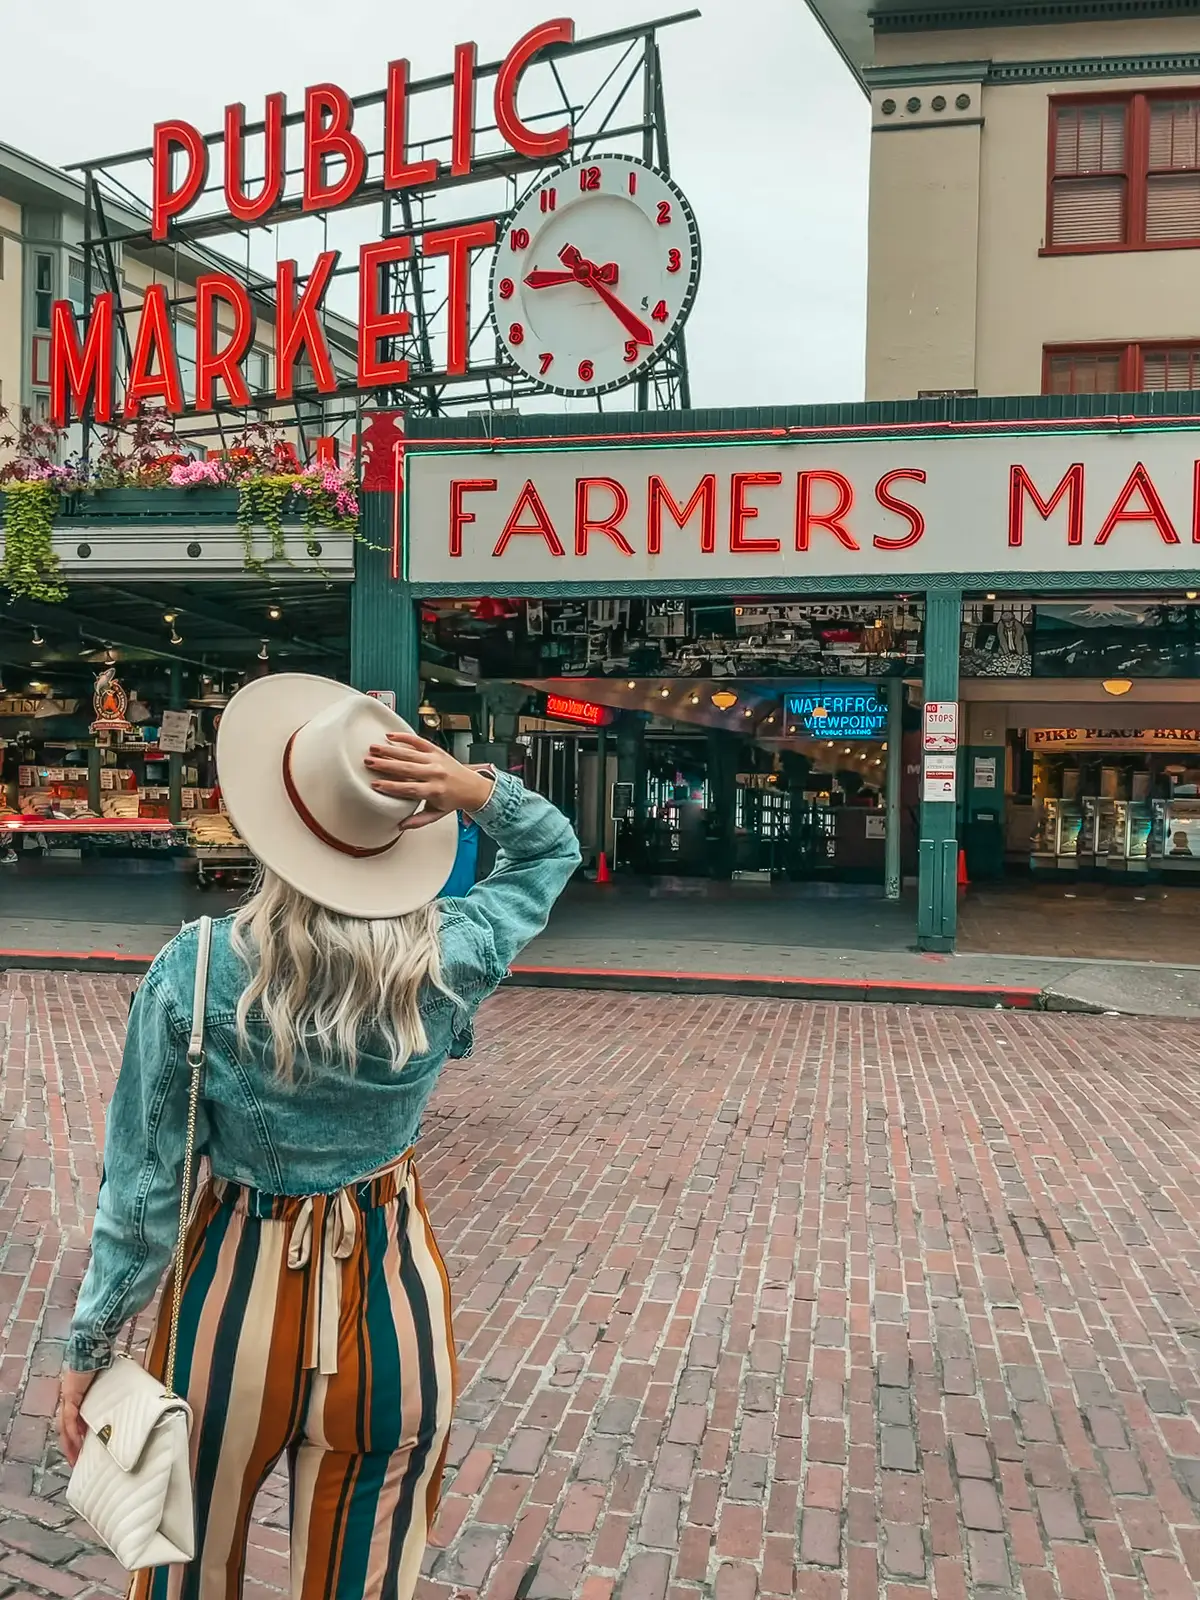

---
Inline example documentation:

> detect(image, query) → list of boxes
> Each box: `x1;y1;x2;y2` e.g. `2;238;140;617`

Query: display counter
1154;799;1200;873
1077;798;1153;875
1031;798;1083;872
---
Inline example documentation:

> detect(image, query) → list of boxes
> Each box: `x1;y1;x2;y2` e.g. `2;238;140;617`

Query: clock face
490;155;700;398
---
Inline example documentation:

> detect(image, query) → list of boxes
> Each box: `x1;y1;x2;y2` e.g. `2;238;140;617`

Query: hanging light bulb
258;640;270;661
267;604;283;621
103;644;117;665
170;626;183;645
30;625;43;646
163;611;177;625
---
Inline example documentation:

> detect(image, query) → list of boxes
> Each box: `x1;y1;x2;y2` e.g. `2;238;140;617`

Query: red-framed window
1043;341;1200;393
1048;92;1200;251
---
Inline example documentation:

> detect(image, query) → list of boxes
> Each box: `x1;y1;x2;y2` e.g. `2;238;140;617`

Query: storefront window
422;598;925;680
962;600;1197;678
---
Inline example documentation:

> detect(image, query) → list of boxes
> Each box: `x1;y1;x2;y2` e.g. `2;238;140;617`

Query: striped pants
130;1155;455;1600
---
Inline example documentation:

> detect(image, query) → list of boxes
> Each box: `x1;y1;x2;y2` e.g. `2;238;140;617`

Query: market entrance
419;596;925;903
955;595;1200;961
517;681;902;884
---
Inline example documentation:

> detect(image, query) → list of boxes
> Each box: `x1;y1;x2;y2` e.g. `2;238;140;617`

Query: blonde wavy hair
232;869;454;1080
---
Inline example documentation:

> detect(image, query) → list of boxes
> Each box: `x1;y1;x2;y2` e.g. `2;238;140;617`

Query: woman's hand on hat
365;733;495;828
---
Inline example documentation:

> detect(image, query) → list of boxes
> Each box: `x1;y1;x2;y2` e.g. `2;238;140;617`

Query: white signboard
923;755;958;802
157;709;193;754
407;430;1200;584
973;756;998;789
865;813;887;838
923;701;959;752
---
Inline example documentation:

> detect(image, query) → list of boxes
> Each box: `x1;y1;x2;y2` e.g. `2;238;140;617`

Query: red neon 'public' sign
50;19;575;427
544;694;613;727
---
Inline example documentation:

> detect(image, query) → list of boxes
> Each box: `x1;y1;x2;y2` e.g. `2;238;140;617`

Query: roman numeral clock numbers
490;155;699;398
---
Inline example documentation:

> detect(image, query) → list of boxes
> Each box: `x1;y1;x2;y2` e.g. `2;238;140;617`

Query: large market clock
490;155;700;398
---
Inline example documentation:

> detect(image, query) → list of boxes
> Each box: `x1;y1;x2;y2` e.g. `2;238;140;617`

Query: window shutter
1146;173;1200;240
1149;101;1200;170
1046;351;1122;394
1051;176;1126;245
1054;104;1126;174
1141;348;1200;390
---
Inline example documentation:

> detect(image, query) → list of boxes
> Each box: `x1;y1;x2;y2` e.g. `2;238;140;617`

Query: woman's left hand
58;1368;97;1467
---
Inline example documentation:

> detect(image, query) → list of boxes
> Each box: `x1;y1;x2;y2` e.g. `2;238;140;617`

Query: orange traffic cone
595;851;613;885
957;847;969;895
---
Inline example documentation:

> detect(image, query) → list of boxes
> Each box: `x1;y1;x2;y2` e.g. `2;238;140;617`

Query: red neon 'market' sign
49;19;574;428
544;694;613;727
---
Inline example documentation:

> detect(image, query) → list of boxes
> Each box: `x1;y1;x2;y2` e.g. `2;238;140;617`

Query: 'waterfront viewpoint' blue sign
784;685;888;740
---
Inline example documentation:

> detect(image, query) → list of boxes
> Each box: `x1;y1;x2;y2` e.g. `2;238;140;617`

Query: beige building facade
806;0;1200;400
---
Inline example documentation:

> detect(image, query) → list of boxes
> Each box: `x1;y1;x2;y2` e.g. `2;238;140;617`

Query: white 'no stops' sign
923;701;959;753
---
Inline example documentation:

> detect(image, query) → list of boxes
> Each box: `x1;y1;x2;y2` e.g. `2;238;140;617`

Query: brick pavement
3;977;1200;1599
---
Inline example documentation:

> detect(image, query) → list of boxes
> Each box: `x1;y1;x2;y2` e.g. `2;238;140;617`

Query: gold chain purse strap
163;914;212;1395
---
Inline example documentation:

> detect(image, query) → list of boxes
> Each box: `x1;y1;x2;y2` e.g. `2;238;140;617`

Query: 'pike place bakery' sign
406;430;1200;584
49;20;602;425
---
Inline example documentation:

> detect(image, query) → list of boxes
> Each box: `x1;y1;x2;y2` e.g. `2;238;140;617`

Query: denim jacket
67;772;580;1372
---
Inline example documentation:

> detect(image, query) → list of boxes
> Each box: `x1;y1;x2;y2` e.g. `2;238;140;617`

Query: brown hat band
281;729;402;860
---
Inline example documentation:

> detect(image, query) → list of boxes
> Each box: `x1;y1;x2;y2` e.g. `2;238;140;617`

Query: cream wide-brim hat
215;673;459;919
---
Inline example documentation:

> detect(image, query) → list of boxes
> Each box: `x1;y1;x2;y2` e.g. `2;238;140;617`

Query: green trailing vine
1;483;66;603
237;470;374;574
237;474;298;577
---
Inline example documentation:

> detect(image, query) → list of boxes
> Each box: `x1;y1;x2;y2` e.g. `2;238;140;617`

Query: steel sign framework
65;12;698;461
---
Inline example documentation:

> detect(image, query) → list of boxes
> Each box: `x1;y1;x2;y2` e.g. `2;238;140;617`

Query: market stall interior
419;596;926;893
0;579;349;919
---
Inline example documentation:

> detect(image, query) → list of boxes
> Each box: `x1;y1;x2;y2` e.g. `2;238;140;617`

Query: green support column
350;491;419;723
917;588;962;951
884;676;902;900
167;662;183;828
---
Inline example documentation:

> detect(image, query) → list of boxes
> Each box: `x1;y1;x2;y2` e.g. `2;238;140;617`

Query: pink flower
169;459;231;488
170;460;233;483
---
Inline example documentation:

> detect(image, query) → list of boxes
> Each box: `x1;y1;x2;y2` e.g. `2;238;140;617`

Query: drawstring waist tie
212;1152;415;1376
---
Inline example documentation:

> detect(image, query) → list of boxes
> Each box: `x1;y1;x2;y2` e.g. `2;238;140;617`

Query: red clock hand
523;268;578;288
586;276;653;345
558;244;652;345
525;261;620;290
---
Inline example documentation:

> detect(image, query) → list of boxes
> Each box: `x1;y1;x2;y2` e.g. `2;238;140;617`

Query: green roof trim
405;390;1200;443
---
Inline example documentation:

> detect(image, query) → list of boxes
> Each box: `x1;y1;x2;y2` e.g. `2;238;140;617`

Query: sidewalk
5;867;1200;1014
3;977;1200;1599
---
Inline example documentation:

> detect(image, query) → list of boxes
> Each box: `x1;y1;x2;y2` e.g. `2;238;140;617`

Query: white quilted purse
66;915;212;1569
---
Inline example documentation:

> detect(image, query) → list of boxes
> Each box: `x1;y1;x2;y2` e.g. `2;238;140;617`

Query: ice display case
1153;798;1200;873
1125;801;1153;870
1031;798;1084;872
1082;797;1124;864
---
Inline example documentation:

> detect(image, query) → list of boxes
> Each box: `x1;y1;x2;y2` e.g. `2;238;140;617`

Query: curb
0;949;1071;1011
0;949;156;974
506;963;1047;1010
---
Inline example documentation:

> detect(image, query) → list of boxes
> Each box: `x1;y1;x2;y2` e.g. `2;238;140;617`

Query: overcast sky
5;0;868;408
